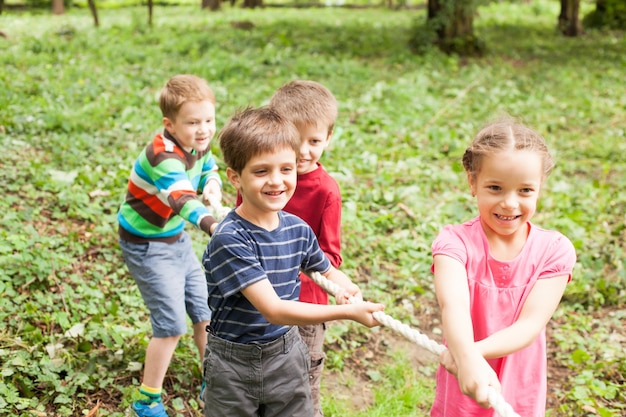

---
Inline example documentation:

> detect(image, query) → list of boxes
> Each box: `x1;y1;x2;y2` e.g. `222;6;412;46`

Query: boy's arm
241;278;383;328
434;254;500;408
153;154;218;235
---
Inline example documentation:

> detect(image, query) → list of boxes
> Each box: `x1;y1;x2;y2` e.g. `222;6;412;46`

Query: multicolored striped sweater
118;130;220;243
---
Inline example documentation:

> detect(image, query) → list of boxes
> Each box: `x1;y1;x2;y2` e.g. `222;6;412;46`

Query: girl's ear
226;167;240;190
467;172;477;197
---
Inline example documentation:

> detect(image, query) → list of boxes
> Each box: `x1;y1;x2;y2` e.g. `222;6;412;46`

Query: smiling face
469;149;543;242
163;99;216;153
296;123;331;174
228;147;297;227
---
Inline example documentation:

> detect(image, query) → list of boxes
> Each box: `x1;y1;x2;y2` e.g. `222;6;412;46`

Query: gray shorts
119;231;211;338
202;326;313;417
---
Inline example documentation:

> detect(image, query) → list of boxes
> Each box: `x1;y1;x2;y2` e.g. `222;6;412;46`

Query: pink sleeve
539;233;577;282
431;225;468;273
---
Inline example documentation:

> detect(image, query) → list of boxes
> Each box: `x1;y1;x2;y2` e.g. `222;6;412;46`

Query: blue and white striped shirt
203;210;331;344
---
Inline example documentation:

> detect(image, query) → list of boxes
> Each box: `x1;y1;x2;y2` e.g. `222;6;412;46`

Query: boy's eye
487;185;501;191
520;188;534;194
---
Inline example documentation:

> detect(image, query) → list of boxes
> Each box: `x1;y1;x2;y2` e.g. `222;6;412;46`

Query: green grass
1;1;625;416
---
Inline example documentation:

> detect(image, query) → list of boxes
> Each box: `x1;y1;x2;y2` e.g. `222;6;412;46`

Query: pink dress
430;217;576;417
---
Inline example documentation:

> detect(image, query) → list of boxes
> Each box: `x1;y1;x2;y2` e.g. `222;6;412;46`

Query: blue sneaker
131;401;168;417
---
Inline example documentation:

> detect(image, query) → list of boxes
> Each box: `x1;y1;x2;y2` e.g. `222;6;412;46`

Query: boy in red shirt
269;80;342;416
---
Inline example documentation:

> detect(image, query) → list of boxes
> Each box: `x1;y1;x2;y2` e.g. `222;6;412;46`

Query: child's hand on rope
351;301;385;328
203;188;231;220
202;179;222;205
334;282;362;305
439;349;458;376
455;353;501;409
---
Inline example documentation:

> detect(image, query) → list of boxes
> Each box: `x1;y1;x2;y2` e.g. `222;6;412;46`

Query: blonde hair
269;80;338;134
219;106;301;173
463;117;554;181
159;74;215;120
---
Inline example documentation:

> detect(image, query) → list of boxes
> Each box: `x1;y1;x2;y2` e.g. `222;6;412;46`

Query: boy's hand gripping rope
205;194;231;221
306;270;522;417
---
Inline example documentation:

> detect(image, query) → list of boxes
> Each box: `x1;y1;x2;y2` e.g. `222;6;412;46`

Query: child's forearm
475;275;569;359
475;321;539;359
441;304;482;363
326;269;354;290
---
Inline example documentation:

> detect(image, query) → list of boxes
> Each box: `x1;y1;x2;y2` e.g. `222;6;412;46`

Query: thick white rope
306;270;522;417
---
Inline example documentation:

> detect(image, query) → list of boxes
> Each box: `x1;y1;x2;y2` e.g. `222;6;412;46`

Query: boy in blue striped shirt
201;106;383;417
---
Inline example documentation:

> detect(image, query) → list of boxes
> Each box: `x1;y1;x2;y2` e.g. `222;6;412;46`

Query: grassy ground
0;1;625;416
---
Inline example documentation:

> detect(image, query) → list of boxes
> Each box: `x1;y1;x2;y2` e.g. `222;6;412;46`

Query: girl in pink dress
430;118;577;417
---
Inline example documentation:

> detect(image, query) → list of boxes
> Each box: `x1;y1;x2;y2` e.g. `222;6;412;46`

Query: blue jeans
120;231;211;337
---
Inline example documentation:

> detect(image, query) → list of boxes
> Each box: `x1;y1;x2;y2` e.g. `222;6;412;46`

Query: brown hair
219;106;301;173
462;117;555;181
159;74;215;120
268;80;338;134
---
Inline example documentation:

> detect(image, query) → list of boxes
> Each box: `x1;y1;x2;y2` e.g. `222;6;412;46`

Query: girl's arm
475;274;569;359
241;278;383;328
434;254;501;408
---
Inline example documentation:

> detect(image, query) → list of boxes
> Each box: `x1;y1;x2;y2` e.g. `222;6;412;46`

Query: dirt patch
322;307;441;413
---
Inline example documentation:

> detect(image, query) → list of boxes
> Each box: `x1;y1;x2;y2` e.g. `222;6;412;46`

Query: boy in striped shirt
201;106;383;417
118;74;222;417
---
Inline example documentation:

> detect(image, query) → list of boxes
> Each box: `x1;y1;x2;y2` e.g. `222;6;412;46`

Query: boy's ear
226;167;241;190
324;129;333;146
162;116;173;131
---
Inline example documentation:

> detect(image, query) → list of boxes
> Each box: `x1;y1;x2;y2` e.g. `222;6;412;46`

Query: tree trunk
52;0;65;15
558;0;582;36
242;0;262;8
87;0;99;27
148;0;153;26
202;0;220;11
427;0;482;56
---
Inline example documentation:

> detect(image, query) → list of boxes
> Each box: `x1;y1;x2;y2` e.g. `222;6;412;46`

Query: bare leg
142;335;181;388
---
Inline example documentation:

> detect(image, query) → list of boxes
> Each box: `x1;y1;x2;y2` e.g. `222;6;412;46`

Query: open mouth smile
495;214;520;221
